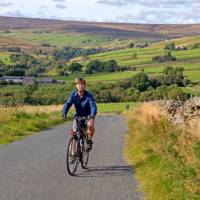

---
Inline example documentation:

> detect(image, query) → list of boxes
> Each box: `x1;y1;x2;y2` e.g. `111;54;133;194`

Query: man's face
76;82;85;92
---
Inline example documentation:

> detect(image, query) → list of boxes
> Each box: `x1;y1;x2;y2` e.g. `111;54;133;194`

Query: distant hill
1;16;200;40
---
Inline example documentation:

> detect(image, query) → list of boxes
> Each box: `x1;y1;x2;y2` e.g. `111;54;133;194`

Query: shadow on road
76;165;134;177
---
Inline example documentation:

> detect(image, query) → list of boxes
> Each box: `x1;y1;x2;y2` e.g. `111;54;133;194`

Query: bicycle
66;116;90;176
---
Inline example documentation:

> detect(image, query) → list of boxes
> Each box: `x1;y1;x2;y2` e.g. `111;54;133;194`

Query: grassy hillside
2;16;200;38
89;45;200;67
0;30;128;49
86;35;200;84
1;16;200;54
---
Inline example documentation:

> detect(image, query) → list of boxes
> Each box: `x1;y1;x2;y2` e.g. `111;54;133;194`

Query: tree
99;90;112;103
129;42;134;48
164;42;175;50
191;43;200;49
158;66;184;86
85;59;102;74
152;51;176;62
0;60;5;67
24;82;38;103
68;62;83;73
102;60;119;72
111;87;125;102
184;79;191;86
5;68;25;76
130;72;150;92
167;84;184;100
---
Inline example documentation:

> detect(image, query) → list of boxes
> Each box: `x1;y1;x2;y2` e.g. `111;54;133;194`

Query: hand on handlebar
61;113;67;120
88;115;95;119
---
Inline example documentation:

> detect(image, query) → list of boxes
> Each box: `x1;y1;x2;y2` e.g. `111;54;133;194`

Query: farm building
3;76;23;84
22;76;35;85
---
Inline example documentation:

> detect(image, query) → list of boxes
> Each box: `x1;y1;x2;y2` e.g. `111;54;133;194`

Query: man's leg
87;118;95;139
71;119;77;157
86;118;95;151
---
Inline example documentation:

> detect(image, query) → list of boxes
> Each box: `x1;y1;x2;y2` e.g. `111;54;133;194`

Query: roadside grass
0;102;136;144
0;105;66;144
124;103;200;200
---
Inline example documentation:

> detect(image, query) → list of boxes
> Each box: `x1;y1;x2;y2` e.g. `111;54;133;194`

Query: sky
0;0;200;24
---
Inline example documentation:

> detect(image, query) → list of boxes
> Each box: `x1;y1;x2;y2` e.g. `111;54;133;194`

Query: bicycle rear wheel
66;137;78;176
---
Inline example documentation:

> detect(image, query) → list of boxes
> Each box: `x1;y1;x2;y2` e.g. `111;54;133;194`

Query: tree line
0;66;191;106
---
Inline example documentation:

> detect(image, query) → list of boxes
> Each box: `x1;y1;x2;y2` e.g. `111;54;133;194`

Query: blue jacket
62;90;97;117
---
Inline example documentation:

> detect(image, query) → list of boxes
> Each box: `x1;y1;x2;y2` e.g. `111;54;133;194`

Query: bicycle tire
81;147;89;169
81;136;89;169
66;137;78;176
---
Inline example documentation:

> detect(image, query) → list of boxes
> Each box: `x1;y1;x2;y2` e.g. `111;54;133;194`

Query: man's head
74;77;86;93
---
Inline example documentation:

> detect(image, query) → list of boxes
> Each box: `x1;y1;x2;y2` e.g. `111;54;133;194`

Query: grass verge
0;102;136;144
0;105;66;144
124;103;200;200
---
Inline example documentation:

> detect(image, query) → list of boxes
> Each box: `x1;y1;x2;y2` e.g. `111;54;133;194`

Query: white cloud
52;0;65;2
0;2;14;7
56;3;67;9
0;0;200;24
0;9;25;17
96;0;129;6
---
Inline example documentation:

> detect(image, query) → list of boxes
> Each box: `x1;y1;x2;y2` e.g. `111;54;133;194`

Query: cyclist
61;77;97;151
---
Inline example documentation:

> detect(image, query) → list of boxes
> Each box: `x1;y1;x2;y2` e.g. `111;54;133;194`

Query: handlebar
74;116;88;121
74;115;95;121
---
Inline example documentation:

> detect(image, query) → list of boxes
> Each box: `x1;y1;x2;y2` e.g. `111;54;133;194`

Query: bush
167;84;185;100
85;59;119;74
164;42;175;50
102;60;119;72
130;72;150;92
191;43;200;49
98;90;112;103
68;62;83;73
129;42;134;48
152;51;176;62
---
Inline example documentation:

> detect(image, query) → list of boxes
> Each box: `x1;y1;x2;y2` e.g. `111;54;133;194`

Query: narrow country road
0;115;141;200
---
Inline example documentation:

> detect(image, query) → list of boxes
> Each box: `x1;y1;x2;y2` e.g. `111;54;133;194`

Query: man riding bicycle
61;77;97;151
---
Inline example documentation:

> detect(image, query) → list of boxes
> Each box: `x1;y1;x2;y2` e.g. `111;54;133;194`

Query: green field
55;71;137;83
184;70;200;82
0;30;130;48
88;45;200;69
0;52;12;64
97;102;137;113
182;86;200;96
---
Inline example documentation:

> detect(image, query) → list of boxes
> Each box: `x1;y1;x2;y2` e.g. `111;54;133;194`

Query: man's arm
62;92;74;117
89;95;97;117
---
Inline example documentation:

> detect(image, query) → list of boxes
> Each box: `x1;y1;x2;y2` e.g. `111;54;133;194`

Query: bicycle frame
72;117;88;160
66;116;90;175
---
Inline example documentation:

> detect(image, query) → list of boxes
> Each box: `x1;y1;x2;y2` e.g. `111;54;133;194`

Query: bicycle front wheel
66;137;78;176
81;141;89;169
